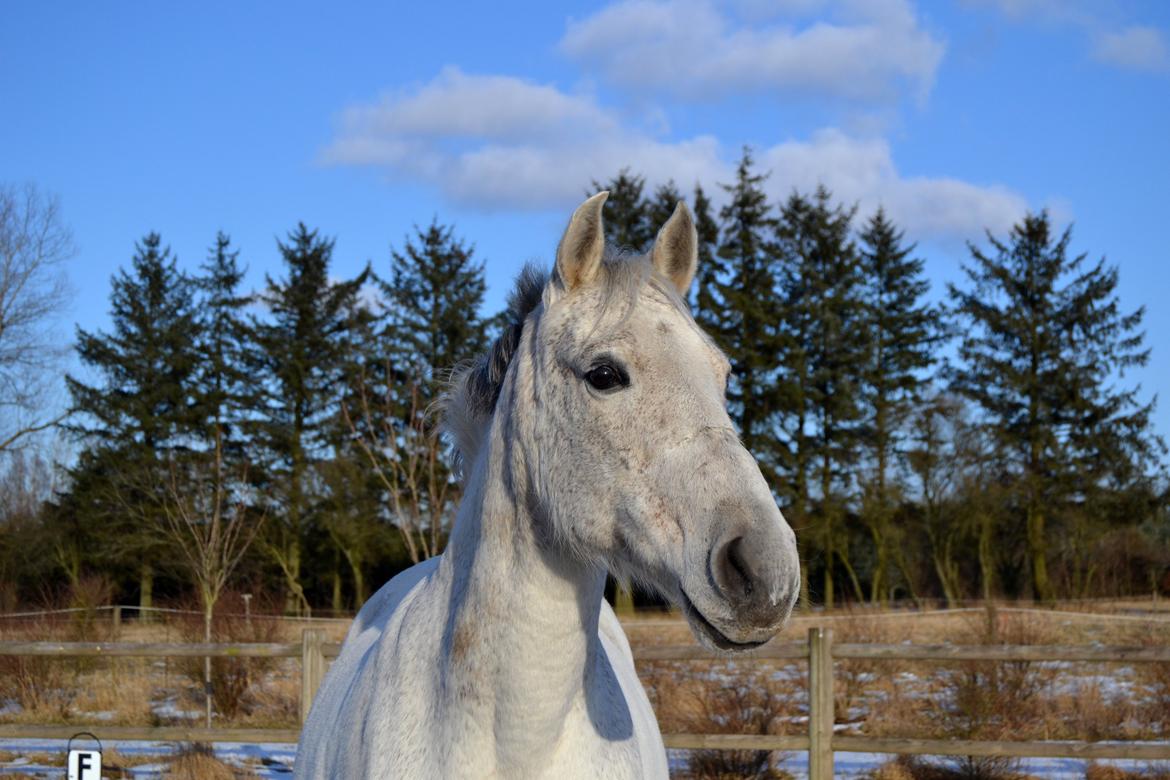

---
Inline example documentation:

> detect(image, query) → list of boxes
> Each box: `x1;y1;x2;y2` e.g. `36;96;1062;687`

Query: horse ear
650;201;698;296
555;191;608;291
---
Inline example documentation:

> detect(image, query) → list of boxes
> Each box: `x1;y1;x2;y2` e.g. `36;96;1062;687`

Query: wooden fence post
112;606;122;634
301;629;325;725
808;626;834;780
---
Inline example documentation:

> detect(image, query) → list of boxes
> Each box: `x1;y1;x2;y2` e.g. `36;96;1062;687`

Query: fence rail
1;629;1168;777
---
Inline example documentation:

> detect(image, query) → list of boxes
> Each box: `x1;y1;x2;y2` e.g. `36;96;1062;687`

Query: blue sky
2;1;1168;439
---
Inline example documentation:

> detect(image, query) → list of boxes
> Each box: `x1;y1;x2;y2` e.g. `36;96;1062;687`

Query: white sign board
67;749;101;780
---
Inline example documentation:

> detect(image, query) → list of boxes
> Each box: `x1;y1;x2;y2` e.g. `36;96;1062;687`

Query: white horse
294;193;800;779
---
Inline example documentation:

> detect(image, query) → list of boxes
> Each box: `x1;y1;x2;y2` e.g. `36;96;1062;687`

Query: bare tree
0;183;74;453
157;429;264;727
343;364;457;565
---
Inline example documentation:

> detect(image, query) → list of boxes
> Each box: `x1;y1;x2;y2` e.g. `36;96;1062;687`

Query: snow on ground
0;739;296;777
0;739;1166;778
667;748;1170;779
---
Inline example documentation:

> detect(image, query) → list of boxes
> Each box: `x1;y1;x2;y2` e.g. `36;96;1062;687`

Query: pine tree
856;208;938;603
66;233;202;610
773;187;865;607
646;180;684;233
691;183;723;324
592;168;653;252
714;149;778;466
250;223;369;614
949;212;1161;601
193;232;253;461
380;219;488;396
361;220;489;563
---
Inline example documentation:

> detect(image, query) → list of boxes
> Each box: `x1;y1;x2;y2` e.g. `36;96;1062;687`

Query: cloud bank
559;0;945;103
323;68;1027;240
1092;26;1169;73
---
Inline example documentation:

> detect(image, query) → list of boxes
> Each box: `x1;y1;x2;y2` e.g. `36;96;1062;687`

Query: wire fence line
0;605;351;623
3;599;1167;625
1;630;1168;777
621;605;1170;627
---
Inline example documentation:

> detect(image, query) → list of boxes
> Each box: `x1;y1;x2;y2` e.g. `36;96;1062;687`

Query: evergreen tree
856;208;938;602
193;232;253;460
592;168;653;252
380;220;488;396
363;220;489;562
713;149;778;466
646;180;684;233
949;212;1162;601
773;187;865;607
691;183;723;324
250;224;368;614
66;233;201;610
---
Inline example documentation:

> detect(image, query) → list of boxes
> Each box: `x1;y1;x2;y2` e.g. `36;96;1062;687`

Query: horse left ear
555;191;608;291
650;201;698;296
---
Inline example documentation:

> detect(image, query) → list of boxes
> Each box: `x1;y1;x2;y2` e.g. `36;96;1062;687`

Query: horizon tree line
0;154;1165;615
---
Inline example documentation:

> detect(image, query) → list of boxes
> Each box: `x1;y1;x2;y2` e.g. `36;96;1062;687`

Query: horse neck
437;407;606;762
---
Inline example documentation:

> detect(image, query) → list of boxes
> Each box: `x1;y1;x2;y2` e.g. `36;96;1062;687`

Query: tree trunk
1027;501;1053;602
343;549;367;609
978;511;996;602
838;549;865;604
139;564;154;623
282;539;304;616
821;460;835;610
890;541;922;606
868;522;887;605
331;566;343;614
822;530;835;609
932;551;960;608
204;603;213;729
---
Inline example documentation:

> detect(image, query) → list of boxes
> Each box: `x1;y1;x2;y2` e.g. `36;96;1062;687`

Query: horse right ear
555;191;608;291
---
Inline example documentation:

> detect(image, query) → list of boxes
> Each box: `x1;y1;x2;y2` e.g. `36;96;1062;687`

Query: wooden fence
1;628;1168;778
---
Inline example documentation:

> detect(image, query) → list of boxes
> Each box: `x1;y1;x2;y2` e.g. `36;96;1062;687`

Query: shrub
168;591;282;721
646;662;797;780
163;743;243;780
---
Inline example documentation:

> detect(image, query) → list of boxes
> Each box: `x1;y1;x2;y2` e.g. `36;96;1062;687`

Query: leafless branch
0;183;74;454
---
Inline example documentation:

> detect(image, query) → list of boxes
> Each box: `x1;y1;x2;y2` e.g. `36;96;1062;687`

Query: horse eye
585;364;625;392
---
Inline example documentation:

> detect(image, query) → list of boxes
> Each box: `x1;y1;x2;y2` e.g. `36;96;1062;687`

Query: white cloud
759;130;1028;238
967;2;1169;74
322;68;726;210
1092;26;1169;73
963;0;1078;22
323;72;1028;240
330;66;617;144
559;0;945;103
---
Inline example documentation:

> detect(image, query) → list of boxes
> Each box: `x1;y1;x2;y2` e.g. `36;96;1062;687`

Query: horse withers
294;192;800;779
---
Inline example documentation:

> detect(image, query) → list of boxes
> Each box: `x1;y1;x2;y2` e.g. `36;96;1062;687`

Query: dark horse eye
585;364;625;392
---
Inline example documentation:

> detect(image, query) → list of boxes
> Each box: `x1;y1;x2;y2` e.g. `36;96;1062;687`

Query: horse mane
441;262;546;475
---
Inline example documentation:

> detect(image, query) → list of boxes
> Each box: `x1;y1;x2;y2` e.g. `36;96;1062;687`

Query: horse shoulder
596;601;669;780
294;557;442;779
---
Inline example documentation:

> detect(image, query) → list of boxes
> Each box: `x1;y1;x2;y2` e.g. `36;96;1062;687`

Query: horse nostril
715;536;756;601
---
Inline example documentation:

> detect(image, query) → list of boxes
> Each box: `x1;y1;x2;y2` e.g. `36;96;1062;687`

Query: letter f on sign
68;749;101;780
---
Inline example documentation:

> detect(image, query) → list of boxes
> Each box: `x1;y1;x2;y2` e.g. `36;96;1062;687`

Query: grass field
1;600;1168;778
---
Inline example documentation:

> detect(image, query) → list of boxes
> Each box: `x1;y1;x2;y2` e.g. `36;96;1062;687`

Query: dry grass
865;755;1041;780
644;660;799;779
625;603;1169;779
0;605;302;729
162;742;260;779
1;597;1165;778
1084;765;1170;780
169;593;286;720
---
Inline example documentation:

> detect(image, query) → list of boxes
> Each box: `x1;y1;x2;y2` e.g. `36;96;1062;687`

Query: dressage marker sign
67;732;101;780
